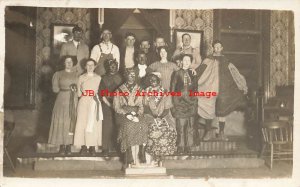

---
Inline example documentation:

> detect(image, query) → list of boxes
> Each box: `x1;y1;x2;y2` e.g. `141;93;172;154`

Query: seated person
144;72;177;165
113;68;148;169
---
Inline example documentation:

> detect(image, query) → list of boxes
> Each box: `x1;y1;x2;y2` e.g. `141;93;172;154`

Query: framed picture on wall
174;29;204;58
51;23;76;56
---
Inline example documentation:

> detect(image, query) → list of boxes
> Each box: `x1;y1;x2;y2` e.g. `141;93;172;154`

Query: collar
73;40;80;45
101;41;112;45
181;45;192;50
138;64;147;69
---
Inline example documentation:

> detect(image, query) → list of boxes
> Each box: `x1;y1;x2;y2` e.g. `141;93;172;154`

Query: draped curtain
139;9;170;44
103;9;170;44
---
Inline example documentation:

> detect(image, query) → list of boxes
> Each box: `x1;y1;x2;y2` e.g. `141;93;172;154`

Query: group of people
48;25;248;169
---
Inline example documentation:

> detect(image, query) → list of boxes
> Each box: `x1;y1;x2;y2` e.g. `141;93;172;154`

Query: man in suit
172;33;202;69
133;51;149;89
60;25;89;74
120;32;137;74
151;36;167;63
139;38;154;65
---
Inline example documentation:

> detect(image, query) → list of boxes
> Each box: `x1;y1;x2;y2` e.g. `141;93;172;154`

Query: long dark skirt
102;102;117;151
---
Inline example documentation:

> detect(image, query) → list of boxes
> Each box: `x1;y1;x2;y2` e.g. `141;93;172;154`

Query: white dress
74;73;103;147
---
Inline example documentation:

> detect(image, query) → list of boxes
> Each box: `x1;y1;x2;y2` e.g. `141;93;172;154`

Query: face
101;30;112;42
64;57;74;70
137;54;147;65
127;71;136;84
213;43;223;54
182;56;192;70
125;35;135;47
73;31;82;42
86;60;95;73
182;35;191;47
140;41;150;52
155;38;165;48
159;48;168;59
149;75;159;87
108;62;118;74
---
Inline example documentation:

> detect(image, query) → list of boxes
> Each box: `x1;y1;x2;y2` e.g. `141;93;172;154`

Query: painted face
108;62;118;74
86;60;95;73
182;56;192;70
101;30;112;42
140;41;150;52
213;43;223;54
149;75;159;87
125;36;135;47
137;54;147;65
182;34;191;47
159;48;168;59
73;31;82;42
64;57;74;70
155;38;165;48
127;71;136;84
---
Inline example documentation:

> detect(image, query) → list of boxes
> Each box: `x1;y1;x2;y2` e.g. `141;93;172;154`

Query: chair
4;121;15;172
260;121;293;169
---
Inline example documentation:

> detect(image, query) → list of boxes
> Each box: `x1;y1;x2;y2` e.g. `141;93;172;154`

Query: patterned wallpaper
173;9;214;56
35;8;92;105
270;10;293;97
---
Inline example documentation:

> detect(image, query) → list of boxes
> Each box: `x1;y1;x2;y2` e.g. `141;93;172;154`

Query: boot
177;146;184;154
218;121;229;141
79;145;88;156
202;119;213;141
184;146;191;154
138;145;146;163
65;144;72;155
89;146;96;156
58;145;66;155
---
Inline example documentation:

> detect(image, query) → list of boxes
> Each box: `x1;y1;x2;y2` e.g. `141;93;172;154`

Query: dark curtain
139;9;170;43
103;8;133;35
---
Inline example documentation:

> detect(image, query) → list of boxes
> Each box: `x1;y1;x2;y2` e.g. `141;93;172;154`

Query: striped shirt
148;61;179;90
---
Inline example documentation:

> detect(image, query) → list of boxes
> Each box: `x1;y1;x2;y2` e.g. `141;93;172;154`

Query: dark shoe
218;131;229;141
79;145;88;156
102;149;109;156
58;145;66;155
184;146;191;154
138;145;146;163
177;146;184;154
89;146;96;156
65;145;72;155
202;131;212;141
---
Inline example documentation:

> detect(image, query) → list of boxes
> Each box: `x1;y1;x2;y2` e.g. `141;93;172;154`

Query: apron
94;44;114;76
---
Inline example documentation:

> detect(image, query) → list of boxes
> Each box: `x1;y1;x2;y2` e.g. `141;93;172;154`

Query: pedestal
125;164;167;175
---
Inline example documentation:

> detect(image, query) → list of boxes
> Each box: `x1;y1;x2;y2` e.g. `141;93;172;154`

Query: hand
70;84;77;92
190;69;197;76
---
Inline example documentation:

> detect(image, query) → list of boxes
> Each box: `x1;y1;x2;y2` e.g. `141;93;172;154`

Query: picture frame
174;29;204;58
51;23;76;56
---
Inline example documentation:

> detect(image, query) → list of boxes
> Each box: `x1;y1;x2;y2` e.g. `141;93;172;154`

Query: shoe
65;145;72;155
89;146;96;156
218;131;229;141
202;131;212;141
102;149;109;156
184;146;191;154
79;145;88;156
58;145;66;155
177;146;184;154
